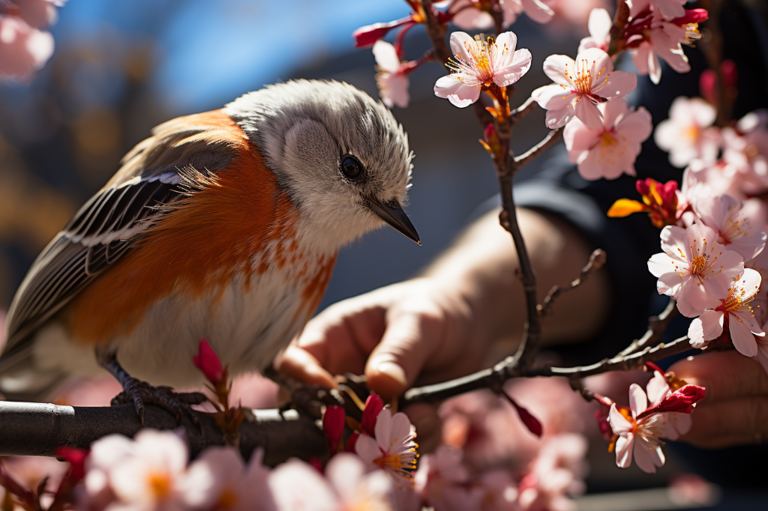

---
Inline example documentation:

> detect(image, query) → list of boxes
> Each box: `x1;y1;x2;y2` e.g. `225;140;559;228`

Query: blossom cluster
623;96;768;373
0;0;63;81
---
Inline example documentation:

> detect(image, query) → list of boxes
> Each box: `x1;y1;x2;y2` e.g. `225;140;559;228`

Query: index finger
668;350;768;403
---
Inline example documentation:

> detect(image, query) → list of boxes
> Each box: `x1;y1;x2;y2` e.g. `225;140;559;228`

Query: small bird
0;80;419;415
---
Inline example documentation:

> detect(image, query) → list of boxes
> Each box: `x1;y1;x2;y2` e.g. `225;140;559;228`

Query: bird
0;79;419;417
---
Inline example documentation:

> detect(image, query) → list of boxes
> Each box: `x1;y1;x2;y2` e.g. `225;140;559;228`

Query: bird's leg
96;349;206;425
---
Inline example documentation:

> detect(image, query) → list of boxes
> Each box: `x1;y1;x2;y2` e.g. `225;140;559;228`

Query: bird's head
224;80;419;251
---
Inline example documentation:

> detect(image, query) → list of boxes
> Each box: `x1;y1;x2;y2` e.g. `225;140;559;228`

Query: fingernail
376;361;407;388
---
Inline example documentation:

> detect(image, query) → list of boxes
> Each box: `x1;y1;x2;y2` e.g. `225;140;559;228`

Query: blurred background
1;1;767;510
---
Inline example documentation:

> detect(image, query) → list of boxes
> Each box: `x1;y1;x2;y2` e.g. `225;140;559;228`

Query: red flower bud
193;339;224;386
346;432;360;452
503;393;543;438
673;8;709;25
361;394;384;436
322;405;346;455
352;16;414;48
699;69;717;105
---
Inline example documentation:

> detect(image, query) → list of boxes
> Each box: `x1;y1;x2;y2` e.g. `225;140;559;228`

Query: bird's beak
365;197;421;245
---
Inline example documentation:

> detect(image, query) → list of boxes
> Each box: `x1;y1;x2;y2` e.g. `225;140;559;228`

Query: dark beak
365;197;421;245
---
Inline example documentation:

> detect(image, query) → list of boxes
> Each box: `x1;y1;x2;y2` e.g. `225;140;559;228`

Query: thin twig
511;128;563;173
616;298;678;357
539;249;607;316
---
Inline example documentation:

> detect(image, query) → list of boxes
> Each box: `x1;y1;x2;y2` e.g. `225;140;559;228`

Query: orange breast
67;110;301;343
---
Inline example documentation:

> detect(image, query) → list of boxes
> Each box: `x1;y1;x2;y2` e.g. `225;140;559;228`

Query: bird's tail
0;345;65;402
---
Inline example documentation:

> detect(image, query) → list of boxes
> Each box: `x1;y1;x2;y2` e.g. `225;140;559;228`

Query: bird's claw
110;379;206;426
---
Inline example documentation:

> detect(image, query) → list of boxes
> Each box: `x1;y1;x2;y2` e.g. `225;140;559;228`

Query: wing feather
1;110;242;362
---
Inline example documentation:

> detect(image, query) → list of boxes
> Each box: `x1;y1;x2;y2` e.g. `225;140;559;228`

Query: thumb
365;309;444;400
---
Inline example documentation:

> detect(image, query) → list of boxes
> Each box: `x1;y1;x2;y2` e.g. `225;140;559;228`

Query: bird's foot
110;379;207;426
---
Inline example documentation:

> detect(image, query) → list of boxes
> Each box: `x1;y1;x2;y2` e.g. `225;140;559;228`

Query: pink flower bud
193;339;224;386
361;394;384;436
322;405;345;455
673;8;709;25
638;384;706;418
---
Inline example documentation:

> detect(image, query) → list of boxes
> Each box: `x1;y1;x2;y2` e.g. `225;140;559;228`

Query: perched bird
0;80;419;414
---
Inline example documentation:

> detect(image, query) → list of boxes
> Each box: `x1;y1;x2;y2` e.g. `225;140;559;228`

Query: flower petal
372;40;400;72
730;318;759;356
434;75;480;108
615;432;634;468
628;383;648;417
542;54;574;85
575;99;604;128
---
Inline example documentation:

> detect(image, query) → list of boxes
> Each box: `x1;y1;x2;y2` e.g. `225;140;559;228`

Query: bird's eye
340;155;364;180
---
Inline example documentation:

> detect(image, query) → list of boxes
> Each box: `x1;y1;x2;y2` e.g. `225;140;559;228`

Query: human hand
669;350;768;448
277;277;490;401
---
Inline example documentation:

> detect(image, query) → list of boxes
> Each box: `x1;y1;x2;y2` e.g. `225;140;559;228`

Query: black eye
341;155;364;180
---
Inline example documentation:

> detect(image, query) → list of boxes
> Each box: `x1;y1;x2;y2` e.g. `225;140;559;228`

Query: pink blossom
373;40;409;109
629;0;687;21
517;434;588;511
577;8;611;54
564;98;652;180
688;268;764;355
0;14;53;81
645;372;692;439
268;459;338;511
182;447;275;511
629;9;707;85
441;0;553;29
355;407;418;487
413;446;482;511
648;223;744;317
99;430;189;511
747;244;768;325
325;454;396;511
434;31;532;108
654;97;720;168
722;110;768;195
608;384;667;473
693;194;767;262
532;48;637;129
475;469;519;511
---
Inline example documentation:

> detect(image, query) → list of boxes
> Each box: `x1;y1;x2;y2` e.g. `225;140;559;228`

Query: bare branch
616;298;678;357
511;128;563;173
539;249;607;316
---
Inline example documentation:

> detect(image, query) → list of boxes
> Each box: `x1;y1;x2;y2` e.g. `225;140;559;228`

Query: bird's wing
1;110;244;360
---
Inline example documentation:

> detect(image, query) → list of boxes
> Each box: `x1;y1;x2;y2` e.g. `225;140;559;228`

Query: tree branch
539;249;607;316
0;402;326;465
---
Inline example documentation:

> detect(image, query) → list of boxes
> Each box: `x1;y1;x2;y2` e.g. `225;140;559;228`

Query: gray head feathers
224;80;414;249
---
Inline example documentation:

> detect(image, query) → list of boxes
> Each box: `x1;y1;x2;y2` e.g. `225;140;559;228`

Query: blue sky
52;0;405;111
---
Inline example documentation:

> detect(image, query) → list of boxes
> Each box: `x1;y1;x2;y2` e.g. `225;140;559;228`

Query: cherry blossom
531;48;637;129
688;268;765;355
628;9;708;85
722;110;768;195
654;97;720;168
563;98;652;180
434;31;532;108
101;430;190;511
647;223;744;317
268;459;338;511
693;194;767;262
608;384;667;473
609;382;705;473
645;371;692;440
325;454;396;511
413;446;482;510
182;447;275;511
439;0;553;29
373;40;410;109
577;8;611;54
518;433;588;510
355;407;418;486
629;0;687;21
